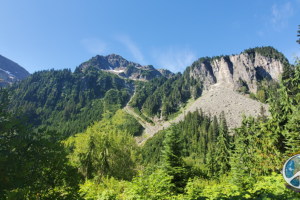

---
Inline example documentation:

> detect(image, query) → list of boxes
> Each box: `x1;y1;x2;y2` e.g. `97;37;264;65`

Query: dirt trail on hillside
124;82;269;145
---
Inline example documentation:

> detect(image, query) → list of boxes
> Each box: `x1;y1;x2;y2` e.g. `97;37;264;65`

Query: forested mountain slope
7;66;137;136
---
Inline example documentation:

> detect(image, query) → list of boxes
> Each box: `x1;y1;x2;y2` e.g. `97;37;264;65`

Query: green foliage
216;124;230;176
161;125;187;192
237;78;249;94
126;65;139;76
190;55;231;71
184;173;300;199
280;59;300;155
243;46;288;63
126;169;175;199
141;69;154;77
78;171;300;199
230;116;255;189
64;109;139;181
205;144;217;178
240;86;247;94
0;89;81;199
256;105;268;123
79;177;126;200
256;89;266;103
141;108;230;185
130;71;203;118
249;92;256;100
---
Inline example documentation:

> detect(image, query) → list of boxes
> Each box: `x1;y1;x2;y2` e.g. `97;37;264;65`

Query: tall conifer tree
229;131;247;189
219;111;228;133
216;124;230;176
206;144;216;178
161;125;186;192
212;116;219;143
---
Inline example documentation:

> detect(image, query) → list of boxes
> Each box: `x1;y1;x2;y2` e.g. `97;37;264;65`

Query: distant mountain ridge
0;54;30;87
78;54;174;81
3;46;289;142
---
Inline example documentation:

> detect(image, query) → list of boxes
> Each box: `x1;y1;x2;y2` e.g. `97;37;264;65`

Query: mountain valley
2;45;298;199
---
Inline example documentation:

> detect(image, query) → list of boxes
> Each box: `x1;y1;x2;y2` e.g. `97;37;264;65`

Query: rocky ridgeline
78;54;173;81
190;52;283;93
0;55;30;87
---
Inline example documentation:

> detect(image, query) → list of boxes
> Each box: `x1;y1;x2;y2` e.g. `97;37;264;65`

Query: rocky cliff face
78;54;174;81
190;52;284;93
0;55;30;87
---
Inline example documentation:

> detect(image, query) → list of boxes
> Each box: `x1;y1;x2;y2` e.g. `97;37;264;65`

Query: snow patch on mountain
0;68;15;77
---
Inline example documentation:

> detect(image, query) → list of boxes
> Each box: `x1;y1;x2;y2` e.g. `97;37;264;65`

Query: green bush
125;169;175;199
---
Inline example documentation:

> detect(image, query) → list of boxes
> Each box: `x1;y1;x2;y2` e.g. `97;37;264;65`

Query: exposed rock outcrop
0;55;30;87
190;52;284;93
78;54;174;81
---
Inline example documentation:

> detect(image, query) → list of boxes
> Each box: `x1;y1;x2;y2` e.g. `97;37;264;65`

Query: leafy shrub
125;169;175;199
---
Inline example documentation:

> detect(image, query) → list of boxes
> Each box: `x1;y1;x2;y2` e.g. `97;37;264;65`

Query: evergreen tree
206;144;216;178
212;116;219;143
256;105;268;123
282;62;300;155
216;124;230;176
79;134;97;179
229;131;247;189
230;115;261;188
161;125;186;192
219;111;228;133
229;116;256;189
282;62;294;82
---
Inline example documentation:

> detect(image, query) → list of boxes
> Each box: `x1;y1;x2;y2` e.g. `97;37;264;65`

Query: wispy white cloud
271;2;293;31
115;35;146;64
81;38;107;55
152;46;196;73
257;30;264;37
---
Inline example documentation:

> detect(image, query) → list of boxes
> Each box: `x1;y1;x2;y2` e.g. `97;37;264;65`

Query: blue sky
1;0;299;74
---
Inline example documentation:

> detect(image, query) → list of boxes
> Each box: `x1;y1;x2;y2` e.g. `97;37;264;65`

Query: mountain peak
0;54;30;87
78;54;173;81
